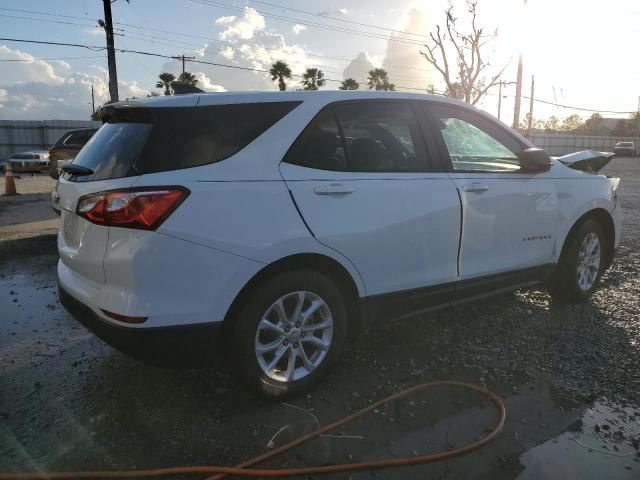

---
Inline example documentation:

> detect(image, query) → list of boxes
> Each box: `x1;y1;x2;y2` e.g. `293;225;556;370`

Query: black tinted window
71;123;152;182
135;102;300;174
285;101;426;172
282;109;347;171
335;102;423;172
68;102;300;182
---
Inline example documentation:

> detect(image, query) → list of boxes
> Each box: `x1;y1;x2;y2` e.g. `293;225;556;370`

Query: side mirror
518;148;552;173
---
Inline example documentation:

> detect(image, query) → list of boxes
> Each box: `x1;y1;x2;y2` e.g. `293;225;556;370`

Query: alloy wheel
577;232;601;291
255;291;334;382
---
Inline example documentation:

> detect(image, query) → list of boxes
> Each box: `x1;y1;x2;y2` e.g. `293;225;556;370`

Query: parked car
57;91;622;398
8;151;50;173
613;141;637;157
49;128;98;179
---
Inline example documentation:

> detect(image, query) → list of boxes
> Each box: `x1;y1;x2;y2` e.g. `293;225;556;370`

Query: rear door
424;103;560;284
280;100;461;312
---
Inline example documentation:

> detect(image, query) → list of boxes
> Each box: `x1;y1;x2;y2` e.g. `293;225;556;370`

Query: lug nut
293;342;299;348
295;321;301;328
284;326;291;333
301;332;306;338
283;339;289;346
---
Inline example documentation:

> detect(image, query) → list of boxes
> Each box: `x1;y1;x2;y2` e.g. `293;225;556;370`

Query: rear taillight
76;186;189;230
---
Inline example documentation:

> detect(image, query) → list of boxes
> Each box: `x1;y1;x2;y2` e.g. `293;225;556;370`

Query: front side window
284;101;426;172
429;106;523;173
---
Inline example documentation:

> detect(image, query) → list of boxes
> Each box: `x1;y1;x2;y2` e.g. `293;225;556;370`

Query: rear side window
136;102;300;174
64;131;91;147
68;102;300;182
71;123;152;182
284;101;427;172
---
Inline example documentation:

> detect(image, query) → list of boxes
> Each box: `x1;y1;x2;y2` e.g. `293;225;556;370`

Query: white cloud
83;27;104;36
342;52;376;85
195;44;209;57
338;8;348;15
0;45;151;119
0;45;64;86
193;72;226;92
292;24;307;34
217;7;265;41
381;8;433;91
160;8;309;92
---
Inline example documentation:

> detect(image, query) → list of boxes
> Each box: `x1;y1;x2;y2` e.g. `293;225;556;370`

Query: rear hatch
57;104;158;285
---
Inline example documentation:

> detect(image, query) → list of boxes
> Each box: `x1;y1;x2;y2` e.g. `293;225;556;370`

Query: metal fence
527;133;640;156
0;120;101;162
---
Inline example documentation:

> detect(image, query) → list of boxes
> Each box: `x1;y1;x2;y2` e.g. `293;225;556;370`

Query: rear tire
550;219;606;303
230;269;348;399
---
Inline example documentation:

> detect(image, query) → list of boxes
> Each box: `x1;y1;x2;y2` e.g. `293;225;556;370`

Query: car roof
126;90;474;109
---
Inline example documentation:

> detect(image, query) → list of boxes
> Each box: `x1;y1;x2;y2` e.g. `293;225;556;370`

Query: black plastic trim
365;264;555;323
59;284;223;367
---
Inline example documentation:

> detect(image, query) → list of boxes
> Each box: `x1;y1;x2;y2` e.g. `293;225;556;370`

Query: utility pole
512;0;527;129
172;55;195;76
497;82;503;121
91;84;95;115
527;75;535;138
102;0;119;103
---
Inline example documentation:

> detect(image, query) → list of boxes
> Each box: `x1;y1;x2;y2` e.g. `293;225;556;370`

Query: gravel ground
1;157;639;479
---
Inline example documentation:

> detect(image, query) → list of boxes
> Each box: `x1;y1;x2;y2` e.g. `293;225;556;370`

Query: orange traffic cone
4;161;17;196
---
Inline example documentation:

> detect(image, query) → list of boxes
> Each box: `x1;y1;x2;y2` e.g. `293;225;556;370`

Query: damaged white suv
57;91;622;397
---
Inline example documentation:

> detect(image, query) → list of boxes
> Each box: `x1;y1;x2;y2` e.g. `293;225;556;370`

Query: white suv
57;91;622;398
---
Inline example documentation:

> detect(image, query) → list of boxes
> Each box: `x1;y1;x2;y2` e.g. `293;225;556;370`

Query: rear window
68;102;300;182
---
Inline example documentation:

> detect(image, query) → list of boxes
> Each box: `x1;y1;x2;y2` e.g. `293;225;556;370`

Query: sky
0;0;638;123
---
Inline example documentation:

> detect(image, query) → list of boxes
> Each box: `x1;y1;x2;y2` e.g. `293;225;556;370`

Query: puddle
517;399;640;479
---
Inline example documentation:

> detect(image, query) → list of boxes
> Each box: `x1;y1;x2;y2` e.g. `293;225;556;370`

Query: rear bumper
59;284;224;367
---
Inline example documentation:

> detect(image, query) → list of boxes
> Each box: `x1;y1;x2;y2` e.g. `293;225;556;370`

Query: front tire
230;269;348;399
550;219;606;303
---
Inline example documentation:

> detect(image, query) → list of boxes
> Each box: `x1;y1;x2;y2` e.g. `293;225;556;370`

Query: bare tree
420;1;509;105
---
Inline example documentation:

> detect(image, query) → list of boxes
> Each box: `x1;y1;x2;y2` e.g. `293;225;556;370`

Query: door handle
314;183;354;195
462;183;490;193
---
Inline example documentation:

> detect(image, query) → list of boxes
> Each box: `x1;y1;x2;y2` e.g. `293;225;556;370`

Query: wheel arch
559;208;615;267
223;253;364;336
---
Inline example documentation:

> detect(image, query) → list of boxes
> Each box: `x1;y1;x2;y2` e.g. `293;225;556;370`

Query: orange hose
0;381;505;480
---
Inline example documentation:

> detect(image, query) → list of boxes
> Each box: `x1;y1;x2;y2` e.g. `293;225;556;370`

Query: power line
0;13;98;28
0;37;105;51
191;0;425;46
0;55;103;62
522;96;635;115
0;6;95;22
249;0;427;39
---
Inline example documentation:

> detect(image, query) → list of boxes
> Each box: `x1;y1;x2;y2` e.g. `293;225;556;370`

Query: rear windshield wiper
61;164;94;175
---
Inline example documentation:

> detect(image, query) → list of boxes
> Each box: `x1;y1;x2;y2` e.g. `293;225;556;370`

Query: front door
425;103;560;283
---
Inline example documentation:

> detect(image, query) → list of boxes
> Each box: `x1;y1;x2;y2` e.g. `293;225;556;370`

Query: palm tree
367;68;395;91
339;78;359;90
301;68;326;91
176;71;198;86
270;61;292;91
156;72;176;96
